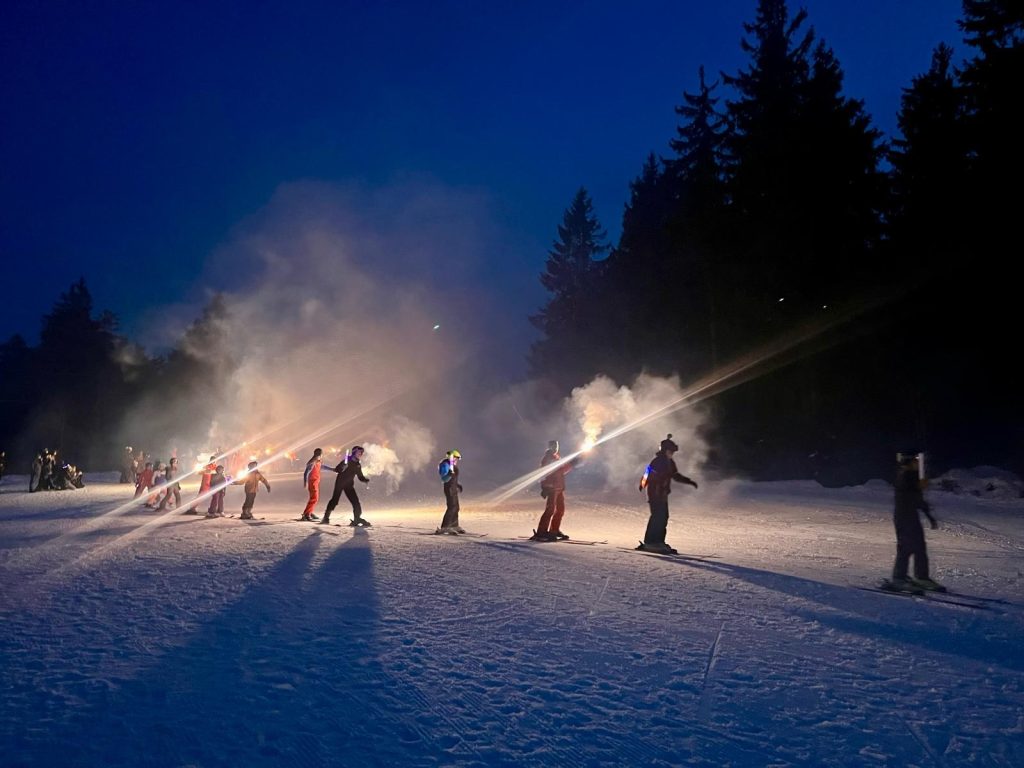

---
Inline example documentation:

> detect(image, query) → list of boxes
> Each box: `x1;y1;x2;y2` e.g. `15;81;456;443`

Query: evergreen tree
666;66;729;368
722;0;883;330
529;188;609;389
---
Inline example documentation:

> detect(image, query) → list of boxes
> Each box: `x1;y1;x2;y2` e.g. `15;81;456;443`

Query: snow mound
935;466;1024;500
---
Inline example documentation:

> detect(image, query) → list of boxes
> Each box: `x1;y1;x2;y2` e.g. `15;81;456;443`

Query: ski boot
552;531;569;540
530;530;557;542
453;525;465;534
308;513;320;521
909;577;947;593
637;541;677;554
881;578;924;595
319;516;332;525
240;512;254;520
436;526;459;535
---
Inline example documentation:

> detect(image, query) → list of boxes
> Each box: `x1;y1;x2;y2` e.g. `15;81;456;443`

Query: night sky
1;0;962;343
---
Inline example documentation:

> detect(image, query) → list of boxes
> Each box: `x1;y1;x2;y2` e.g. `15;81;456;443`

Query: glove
540;488;549;499
458;483;464;493
266;487;271;493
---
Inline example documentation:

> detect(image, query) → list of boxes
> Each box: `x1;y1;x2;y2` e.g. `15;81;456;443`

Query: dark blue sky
1;0;963;342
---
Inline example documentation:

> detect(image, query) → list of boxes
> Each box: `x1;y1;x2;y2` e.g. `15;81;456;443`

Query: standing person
186;455;217;514
235;461;270;519
157;457;182;510
134;462;155;498
40;451;55;491
146;461;166;507
300;448;324;522
884;452;942;592
120;447;135;484
531;440;581;541
637;434;698;554
435;449;464;534
205;465;228;518
322;446;371;526
30;452;42;492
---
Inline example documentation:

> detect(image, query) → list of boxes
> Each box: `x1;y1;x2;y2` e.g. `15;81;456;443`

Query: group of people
30;449;84;492
114;433;945;592
132;455;182;510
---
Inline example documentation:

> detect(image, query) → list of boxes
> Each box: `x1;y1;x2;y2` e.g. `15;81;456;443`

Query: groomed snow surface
1;474;1022;767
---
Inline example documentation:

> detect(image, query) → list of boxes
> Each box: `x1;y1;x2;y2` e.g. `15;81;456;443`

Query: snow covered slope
1;477;1021;766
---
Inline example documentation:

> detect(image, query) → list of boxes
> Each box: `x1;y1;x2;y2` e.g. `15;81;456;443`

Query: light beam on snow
483;296;888;506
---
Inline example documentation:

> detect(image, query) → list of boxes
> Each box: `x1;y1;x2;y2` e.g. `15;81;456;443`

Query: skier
134;461;155;499
146;461;166;507
40;451;55;491
300;448;324;521
637;434;698;554
29;452;42;492
186;455;217;514
884;452;942;592
205;465;228;518
322;446;371;526
120;446;135;484
436;449;464;534
157;457;182;510
531;440;581;541
235;461;270;519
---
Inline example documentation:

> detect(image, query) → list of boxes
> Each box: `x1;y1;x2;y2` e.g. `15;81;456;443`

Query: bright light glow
580;438;596;452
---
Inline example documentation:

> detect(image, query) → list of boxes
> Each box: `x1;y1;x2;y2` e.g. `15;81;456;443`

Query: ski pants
537;490;566;534
302;480;319;517
643;497;670;545
325;482;361;520
158;484;181;510
30;471;40;492
207;491;225;516
242;491;257;516
440;483;460;528
893;513;929;580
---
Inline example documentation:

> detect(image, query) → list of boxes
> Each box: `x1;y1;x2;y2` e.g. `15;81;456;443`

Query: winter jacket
894;467;934;522
439;458;459;486
329;457;369;487
540;450;577;493
303;458;322;488
644;451;696;502
237;469;270;494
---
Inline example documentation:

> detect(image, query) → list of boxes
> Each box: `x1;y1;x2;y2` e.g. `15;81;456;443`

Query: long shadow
640;553;1024;672
3;527;454;767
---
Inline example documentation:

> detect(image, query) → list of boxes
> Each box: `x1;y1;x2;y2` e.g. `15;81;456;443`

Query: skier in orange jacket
301;448;324;521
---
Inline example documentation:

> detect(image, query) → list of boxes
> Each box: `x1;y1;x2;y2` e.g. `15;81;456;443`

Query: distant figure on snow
235;461;270;520
322;446;371;526
158;457;182;510
29;452;42;492
436;450;464;534
883;452;942;593
120;446;136;484
300;448;324;522
531;440;581;541
186;455;218;514
637;434;698;554
206;465;228;518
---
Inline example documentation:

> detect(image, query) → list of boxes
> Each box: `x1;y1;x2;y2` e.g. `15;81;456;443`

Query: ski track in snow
1;476;1023;766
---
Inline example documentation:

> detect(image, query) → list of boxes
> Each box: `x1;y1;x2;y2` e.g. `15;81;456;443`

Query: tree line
0;281;232;471
529;0;1022;483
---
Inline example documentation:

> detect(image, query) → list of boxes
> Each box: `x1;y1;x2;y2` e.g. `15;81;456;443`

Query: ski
853;585;994;611
515;536;607;546
619;545;719;559
417;531;488;538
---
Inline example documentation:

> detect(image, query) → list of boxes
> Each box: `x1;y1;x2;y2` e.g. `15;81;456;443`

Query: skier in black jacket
322;446;371;526
436;450;463;533
638;434;698;554
886;452;942;592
